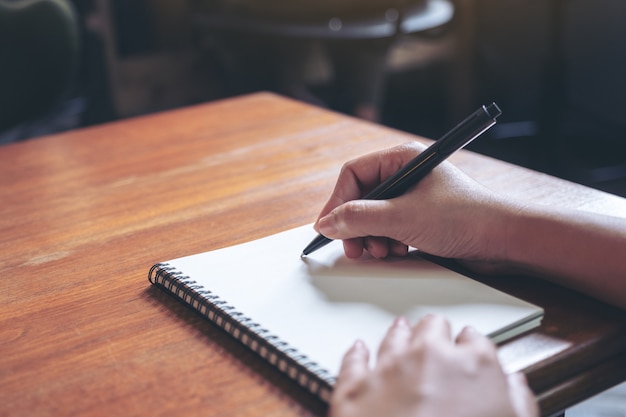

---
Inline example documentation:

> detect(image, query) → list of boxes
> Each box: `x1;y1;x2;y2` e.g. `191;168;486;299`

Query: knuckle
342;201;367;223
377;354;407;378
408;338;440;363
333;378;368;403
474;342;497;364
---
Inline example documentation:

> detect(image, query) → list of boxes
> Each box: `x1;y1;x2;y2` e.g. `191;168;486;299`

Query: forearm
498;201;626;310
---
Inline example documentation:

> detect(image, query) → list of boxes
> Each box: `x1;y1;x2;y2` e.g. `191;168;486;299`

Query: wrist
475;194;525;263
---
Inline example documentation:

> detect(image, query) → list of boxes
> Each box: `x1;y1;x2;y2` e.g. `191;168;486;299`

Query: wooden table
2;92;626;417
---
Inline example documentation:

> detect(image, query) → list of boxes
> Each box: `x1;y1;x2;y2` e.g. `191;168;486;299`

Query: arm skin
314;142;626;310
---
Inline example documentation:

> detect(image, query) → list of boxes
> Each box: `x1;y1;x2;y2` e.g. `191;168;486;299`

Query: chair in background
0;0;79;139
458;0;626;197
550;0;626;195
193;0;453;40
190;0;454;121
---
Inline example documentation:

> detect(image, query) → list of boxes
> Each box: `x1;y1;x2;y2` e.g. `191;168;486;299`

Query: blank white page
165;225;543;378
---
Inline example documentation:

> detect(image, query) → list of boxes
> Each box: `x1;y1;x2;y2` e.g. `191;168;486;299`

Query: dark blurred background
2;0;625;197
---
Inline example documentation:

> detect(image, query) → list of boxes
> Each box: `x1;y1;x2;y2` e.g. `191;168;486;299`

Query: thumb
316;199;404;241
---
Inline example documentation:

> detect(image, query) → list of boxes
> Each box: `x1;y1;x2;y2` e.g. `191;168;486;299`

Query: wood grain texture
1;92;626;417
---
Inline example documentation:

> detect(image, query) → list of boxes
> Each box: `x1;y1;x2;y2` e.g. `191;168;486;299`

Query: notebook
149;224;543;402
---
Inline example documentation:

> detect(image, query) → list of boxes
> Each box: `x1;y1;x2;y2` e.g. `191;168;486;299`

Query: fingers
411;314;453;346
455;325;502;368
377;317;411;362
315;144;423;222
455;325;494;349
334;340;370;399
361;237;409;259
316;199;406;244
341;236;407;260
343;237;366;259
389;240;409;257
316;199;410;259
340;235;408;259
332;315;529;417
378;315;454;356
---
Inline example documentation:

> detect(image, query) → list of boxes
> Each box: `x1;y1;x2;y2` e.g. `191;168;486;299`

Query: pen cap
485;102;502;119
437;102;501;155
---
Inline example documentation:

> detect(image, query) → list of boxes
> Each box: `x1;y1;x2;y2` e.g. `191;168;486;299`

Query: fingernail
353;339;366;351
464;325;477;334
393;316;409;327
421;313;437;323
317;215;338;236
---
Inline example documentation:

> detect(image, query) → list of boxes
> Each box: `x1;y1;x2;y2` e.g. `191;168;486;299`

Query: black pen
301;102;502;256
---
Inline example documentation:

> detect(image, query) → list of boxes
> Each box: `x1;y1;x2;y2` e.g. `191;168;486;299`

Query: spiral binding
149;262;334;402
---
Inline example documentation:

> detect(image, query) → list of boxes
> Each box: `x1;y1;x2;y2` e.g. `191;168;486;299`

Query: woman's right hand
314;142;518;263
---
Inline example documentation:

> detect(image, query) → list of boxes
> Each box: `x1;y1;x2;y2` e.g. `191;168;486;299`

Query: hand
329;315;538;417
314;142;518;262
314;142;626;309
